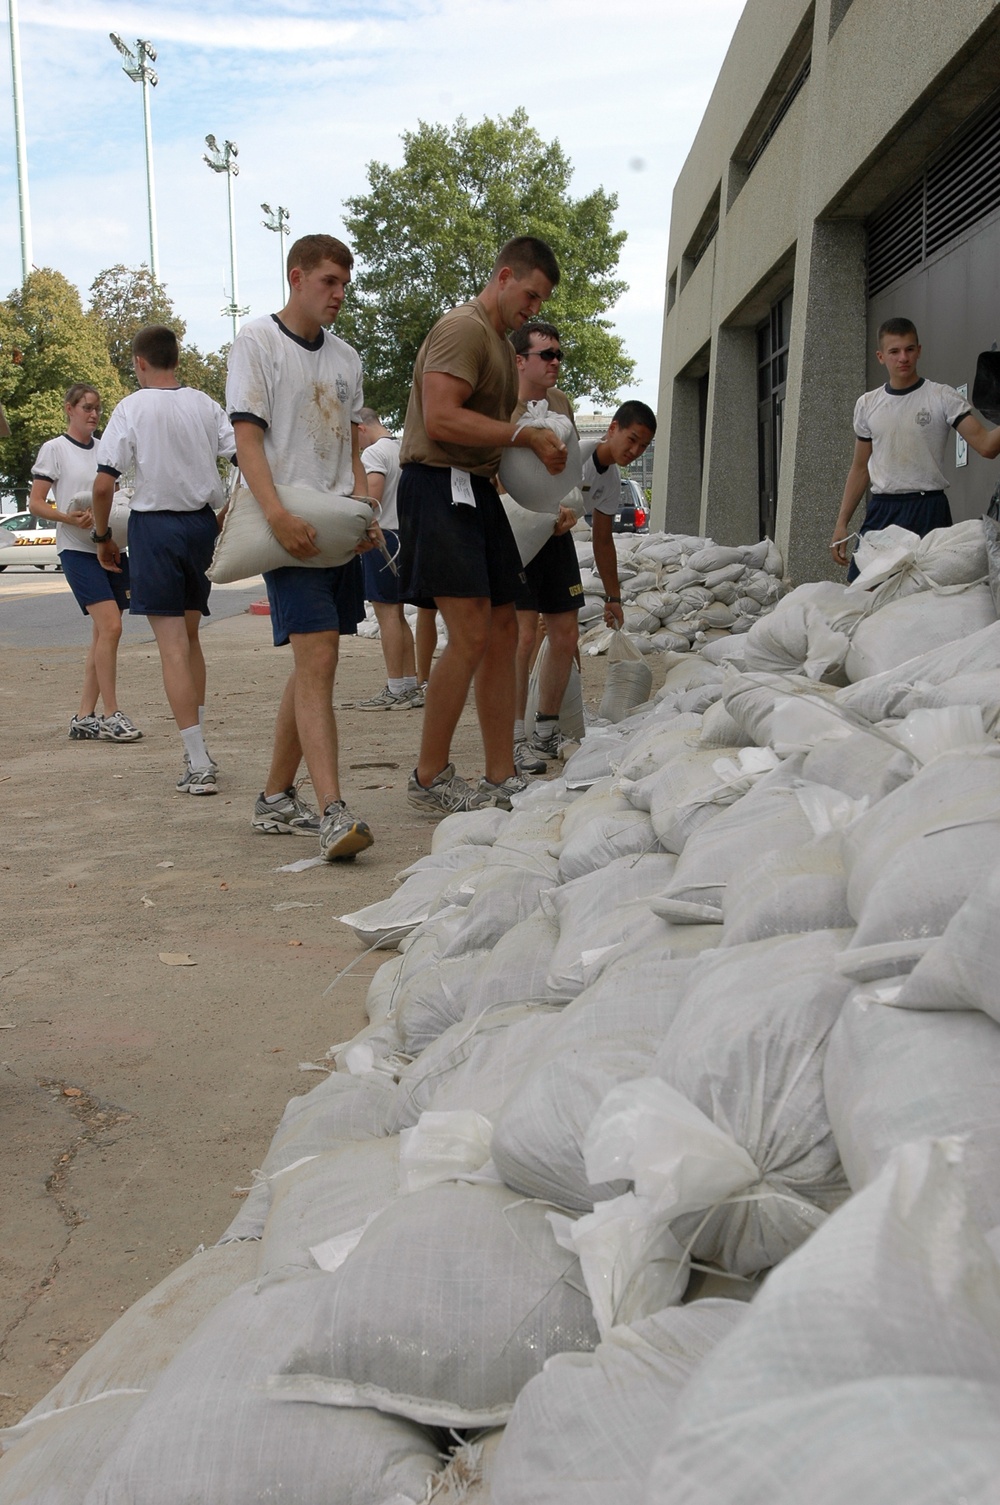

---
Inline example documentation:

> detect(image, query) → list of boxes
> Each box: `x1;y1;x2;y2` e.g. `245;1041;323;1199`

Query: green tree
0;269;126;506
339;110;634;428
87;263;229;406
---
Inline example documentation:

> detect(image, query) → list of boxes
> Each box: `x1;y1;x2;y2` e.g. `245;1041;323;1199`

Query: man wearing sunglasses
508;321;583;772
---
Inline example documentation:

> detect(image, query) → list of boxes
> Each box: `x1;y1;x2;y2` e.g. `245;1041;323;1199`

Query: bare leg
288;631;342;811
85;599;124;716
473;601;518;785
416;596;492;787
149;614;202;730
185;610;207;709
373;602;416;681
415;606;438;685
265;669;303;796
78;618;101;718
515;608;540;723
536;610;579;717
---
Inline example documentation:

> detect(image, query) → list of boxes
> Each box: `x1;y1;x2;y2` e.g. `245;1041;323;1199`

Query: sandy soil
0;610;615;1425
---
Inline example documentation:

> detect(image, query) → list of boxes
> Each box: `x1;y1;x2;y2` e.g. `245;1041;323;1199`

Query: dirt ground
0;608;614;1426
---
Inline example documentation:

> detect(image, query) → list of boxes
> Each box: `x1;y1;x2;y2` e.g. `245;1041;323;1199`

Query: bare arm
956;413;1000;461
422;371;567;474
92;472;121;573
831;438;873;567
592;510;623;628
233;420;319;560
29;478;92;531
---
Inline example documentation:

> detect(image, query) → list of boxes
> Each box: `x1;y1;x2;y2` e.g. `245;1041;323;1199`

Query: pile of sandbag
6;518;1000;1505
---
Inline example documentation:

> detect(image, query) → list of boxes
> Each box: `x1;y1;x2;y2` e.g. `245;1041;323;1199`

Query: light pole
204;136;247;343
110;34;159;284
261;203;290;306
7;0;33;282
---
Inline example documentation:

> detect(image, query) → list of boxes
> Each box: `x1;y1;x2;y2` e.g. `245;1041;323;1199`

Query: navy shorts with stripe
362;527;402;604
264;556;366;646
60;548;132;616
515;529;584;615
127;506;217;617
397;463;524;610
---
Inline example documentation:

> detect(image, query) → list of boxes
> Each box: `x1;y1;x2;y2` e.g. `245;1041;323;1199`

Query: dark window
746;57;811;176
757;293;792;541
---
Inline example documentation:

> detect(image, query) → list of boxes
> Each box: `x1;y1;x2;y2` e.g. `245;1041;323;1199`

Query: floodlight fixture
7;0;33;282
110;33;160;281
205;136;247;342
261;203;291;304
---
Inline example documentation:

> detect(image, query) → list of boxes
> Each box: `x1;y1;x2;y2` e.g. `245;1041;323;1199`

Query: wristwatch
604;595;622;604
91;527;113;543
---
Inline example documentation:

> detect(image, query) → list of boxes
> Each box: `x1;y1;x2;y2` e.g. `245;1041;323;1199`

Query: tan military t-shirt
399;299;519;478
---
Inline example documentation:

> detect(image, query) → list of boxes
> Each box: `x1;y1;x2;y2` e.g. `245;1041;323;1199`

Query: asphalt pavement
0;567;267;648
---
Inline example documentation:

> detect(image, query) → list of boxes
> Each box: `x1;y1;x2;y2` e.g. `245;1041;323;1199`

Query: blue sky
2;0;745;407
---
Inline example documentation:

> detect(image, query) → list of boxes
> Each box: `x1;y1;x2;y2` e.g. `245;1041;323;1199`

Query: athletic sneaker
251;785;321;836
528;723;566;760
69;714;102;740
407;763;494;815
98;711;143;743
514;737;546;775
176;758;219;795
477;772;529;811
389;684;425;710
319;801;374;861
355;684;411;711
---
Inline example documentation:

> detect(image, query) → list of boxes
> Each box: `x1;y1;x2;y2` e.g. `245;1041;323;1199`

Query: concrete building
653;0;1000;582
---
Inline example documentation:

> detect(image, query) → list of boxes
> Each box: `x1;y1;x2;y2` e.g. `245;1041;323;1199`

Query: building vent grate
867;90;1000;295
746;56;812;176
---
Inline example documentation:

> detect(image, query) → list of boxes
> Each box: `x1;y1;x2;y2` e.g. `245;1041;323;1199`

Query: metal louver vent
867;90;1000;295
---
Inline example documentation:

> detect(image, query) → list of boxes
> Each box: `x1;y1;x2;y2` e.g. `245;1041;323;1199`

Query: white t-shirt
96;387;234;513
360;435;401;531
853;378;972;494
580;436;621;516
226;314;364;495
31;434;99;554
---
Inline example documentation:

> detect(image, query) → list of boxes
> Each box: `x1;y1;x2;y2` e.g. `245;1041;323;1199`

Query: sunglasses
531;347;563;362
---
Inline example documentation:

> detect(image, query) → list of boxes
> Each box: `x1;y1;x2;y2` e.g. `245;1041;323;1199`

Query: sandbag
556;808;656;882
0;1393;146;1505
896;862;1000;1020
501;493;558;564
599;632;653;723
844;581;997;682
498;402;582;512
834;616;1000;723
541;854;677;1002
338;866;467;948
396;949;489;1055
441;857;559;958
823;993;1000;1230
81;1278;443;1504
208;483;371;583
721;833;852;945
269;1182;599;1427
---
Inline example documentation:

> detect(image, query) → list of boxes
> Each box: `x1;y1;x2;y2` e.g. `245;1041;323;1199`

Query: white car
0;511;62;570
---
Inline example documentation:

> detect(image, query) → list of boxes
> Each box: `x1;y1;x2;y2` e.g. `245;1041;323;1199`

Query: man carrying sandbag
226;234;378;861
582;401;658;627
831;317;1000;578
508;320;583;774
398;236;567;816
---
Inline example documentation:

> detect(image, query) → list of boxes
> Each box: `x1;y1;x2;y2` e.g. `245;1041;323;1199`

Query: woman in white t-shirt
29;384;142;742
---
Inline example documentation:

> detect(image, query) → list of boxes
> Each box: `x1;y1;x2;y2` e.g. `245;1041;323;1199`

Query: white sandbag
338;867;465;948
557;809;657;883
548;953;697;1055
525;638;587;744
697;635;748;667
896;863;1000;1020
612;715;704;783
800;724;913;799
491;1301;747;1505
258;1071;395;1192
648;1139;1000;1505
721;833;852;945
723;671;844;749
396;949;489;1055
742;588;857;680
257;1137;401;1286
0;1393;146;1505
269;1182;599;1428
843;747;1000;945
562;731;629;789
697;697;745;749
386;1006;562;1133
835;616;1000;722
648;746;782;855
441;856;559;957
430;806;511;853
425;1431;503;1505
498;401;582;512
493;1039;661;1210
599;632;653;723
464;911;561;1016
70;488;130;550
398;1109;493;1193
558;779;633;836
82;1278;443;1504
208;483;372;583
844;581;997;682
541;854;678;1002
823;993;1000;1230
501;493;558;565
891;672;1000;735
851;517;988;603
364;952;405;1024
645;930;851;1273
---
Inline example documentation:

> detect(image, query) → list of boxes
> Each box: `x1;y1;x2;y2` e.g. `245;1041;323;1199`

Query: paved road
0;567;267;648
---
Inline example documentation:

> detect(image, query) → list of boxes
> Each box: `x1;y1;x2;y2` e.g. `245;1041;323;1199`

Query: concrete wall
652;0;1000;583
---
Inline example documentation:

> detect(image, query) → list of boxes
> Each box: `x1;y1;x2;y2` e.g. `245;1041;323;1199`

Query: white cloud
3;0;746;401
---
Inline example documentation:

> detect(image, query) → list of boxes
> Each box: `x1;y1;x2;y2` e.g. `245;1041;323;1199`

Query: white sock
198;705;205;728
264;790;288;805
402;675;417;692
388;677;407;696
514;719;526;742
180;723;211;771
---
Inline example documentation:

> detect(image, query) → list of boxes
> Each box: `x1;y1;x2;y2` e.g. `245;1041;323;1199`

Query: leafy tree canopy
339;109;634;428
88;264;228;406
0;269;126;505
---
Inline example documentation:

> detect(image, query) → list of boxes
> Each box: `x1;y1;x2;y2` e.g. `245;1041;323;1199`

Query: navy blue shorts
127;507;217;617
849;491;952;581
515;529;584;615
264;557;366;646
362;528;402;605
60;548;132;616
397;463;524;610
